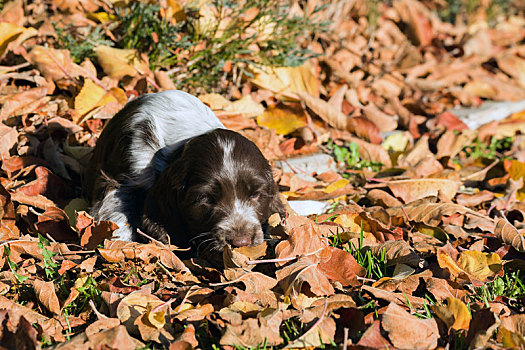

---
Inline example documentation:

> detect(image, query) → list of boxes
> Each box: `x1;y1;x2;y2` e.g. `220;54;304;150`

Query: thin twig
246;246;326;265
343;327;349;350
137;228;168;249
300;298;328;339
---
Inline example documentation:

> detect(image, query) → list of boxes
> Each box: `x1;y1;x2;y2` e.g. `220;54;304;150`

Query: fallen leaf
381;302;439;349
386;178;461;203
0;124;17;157
494;217;525;252
438;248;503;286
256;104;306;135
95;45;148;79
432;297;471;331
250;64;319;99
32;279;61;315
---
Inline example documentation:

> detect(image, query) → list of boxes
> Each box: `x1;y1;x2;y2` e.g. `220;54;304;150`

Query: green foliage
38;233;59;280
328;140;383;172
61;274;102;317
115;1;190;70
438;0;513;24
53;24;113;63
473;270;525;306
180;0;325;89
461;136;513;161
329;222;388;280
3;245;28;283
52;0;324;90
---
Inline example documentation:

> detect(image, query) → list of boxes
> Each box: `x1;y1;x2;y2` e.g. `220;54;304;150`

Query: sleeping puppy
84;90;284;254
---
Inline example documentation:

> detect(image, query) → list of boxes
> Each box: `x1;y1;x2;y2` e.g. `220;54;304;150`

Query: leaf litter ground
1;0;525;349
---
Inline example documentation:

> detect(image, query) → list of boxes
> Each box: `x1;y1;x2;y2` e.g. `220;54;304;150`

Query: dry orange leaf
381;302;439;349
297;91;348;130
386;178;461;203
494;217;525;252
0;124;17;157
32;279;61;315
26;46;79;82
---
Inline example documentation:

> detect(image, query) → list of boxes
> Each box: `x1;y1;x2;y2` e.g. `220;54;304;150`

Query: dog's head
142;129;284;253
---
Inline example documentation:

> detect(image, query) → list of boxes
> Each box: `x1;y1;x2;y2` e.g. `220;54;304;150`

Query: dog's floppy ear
141;158;188;245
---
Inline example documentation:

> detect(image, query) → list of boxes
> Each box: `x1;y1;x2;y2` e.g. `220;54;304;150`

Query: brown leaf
357;320;392;348
0;87;47;121
361;285;427;308
367;240;420;267
0;312;39;350
84;325;143;350
32;279;61;315
284;317;336;348
467;309;500;348
26;46;78;82
381;302;439;349
35;206;78;241
276;256;335;307
432;297;471;331
16;166;70;203
99;241;190;273
0;124;18;156
494;217;525;252
387;202;495;231
80;220;118;249
275;222;325;263
317;246;365;287
362;104;397;132
347;116;382;144
386;178;461;203
296;91;349;130
220;308;283;347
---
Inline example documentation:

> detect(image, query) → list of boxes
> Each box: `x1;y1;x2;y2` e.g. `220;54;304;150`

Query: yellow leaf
74;273;89;289
74;79;107;117
94;45;148;79
456;250;502;282
250;63;319;99
324;179;350;194
508;160;525;181
143;303;166;329
199;93;230;110
222;95;264;118
166;0;186;22
87;12;117;24
333;213;359;228
0;22;24;57
446;297;471;330
257;105;306;135
383;132;410;152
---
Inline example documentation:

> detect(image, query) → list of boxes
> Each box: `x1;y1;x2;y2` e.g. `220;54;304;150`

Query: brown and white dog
84;90;284;254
